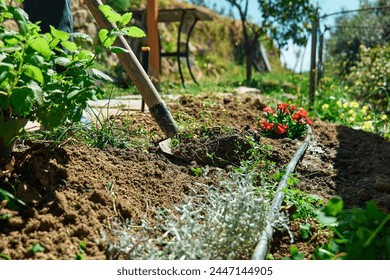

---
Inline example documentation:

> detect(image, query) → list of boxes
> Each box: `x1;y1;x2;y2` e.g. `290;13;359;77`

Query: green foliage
98;5;145;51
347;43;390;111
0;253;10;260
0;184;26;210
325;0;390;75
223;0;314;80
0;1;145;150
0;6;102;127
313;81;389;139
75;241;87;260
283;186;323;221
190;166;203;177
30;242;45;253
106;0;132;12
314;197;390;260
282;245;305;260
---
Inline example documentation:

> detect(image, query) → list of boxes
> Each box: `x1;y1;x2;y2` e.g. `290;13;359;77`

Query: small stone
376;195;390;211
357;189;370;201
8;216;24;229
16;183;42;206
374;176;390;193
234;86;261;95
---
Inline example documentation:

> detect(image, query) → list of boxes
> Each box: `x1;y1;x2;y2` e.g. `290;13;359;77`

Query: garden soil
1;93;389;260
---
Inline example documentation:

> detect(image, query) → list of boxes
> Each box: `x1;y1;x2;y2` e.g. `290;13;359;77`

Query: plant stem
364;214;390;247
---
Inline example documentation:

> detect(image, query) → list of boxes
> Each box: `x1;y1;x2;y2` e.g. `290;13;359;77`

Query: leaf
324;197;344;217
24;64;44;84
71;32;93;43
99;5;122;23
25;54;45;67
0;66;10;84
0;90;9;110
54;57;72;67
109;46;129;53
29;37;51;58
42;104;66;128
60;41;78;52
90;68;113;82
98;29;116;48
10;87;35;116
119;12;133;26
316;209;338;226
67;89;82;99
50;25;70;41
31;243;45;253
77;50;94;60
126;26;146;38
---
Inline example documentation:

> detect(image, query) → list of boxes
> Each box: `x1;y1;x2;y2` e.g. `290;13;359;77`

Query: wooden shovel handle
85;0;178;138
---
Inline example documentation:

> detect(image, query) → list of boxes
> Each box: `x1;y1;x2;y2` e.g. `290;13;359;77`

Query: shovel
86;0;177;142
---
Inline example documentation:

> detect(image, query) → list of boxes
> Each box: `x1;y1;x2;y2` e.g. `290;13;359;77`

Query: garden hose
252;125;313;260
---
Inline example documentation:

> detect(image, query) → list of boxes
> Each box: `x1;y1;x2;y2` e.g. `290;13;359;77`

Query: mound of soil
1;92;389;259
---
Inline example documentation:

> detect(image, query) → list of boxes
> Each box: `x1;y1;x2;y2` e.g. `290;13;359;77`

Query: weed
0;253;10;260
281;245;305;260
75;241;87;260
0;184;26;210
30;243;45;253
190;167;203;177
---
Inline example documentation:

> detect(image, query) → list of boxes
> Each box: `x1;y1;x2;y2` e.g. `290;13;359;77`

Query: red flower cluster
291;108;313;125
261;119;274;131
255;103;312;139
276;123;288;135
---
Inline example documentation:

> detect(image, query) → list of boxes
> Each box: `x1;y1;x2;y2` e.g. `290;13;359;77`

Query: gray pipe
252;125;313;260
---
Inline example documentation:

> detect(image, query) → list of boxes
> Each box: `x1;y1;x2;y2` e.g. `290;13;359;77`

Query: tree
225;0;315;80
326;0;390;75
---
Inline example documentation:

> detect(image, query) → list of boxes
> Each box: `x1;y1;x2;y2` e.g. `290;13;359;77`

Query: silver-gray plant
101;170;270;260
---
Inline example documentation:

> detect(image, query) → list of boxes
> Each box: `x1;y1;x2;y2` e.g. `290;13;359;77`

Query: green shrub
314;197;390;260
347;44;390;111
106;0;132;12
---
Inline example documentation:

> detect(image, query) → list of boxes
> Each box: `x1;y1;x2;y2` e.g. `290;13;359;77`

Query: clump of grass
100;170;270;260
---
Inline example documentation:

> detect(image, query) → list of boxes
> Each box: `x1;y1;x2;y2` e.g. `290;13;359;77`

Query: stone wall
72;0;98;39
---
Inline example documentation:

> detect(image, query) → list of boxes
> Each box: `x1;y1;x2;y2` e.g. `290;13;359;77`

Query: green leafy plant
347;43;390;111
75;241;87;260
30;242;45;253
0;1;98;154
97;5;145;51
314;197;390;260
190;166;203;177
0;1;145;158
255;103;312;139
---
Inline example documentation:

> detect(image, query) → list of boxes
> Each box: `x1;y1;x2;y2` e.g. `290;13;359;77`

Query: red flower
292;112;301;121
298;108;308;117
306;117;313;125
261;119;274;131
277;103;289;111
292;108;310;123
290;105;297;111
276;123;288;135
263;107;274;114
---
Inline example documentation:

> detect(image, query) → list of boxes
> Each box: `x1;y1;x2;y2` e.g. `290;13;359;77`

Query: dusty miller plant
101;170;272;260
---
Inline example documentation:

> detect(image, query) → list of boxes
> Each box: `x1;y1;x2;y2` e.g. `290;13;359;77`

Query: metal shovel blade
158;138;186;161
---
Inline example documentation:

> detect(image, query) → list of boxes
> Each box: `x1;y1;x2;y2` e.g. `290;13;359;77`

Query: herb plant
0;1;144;157
314;197;390;260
